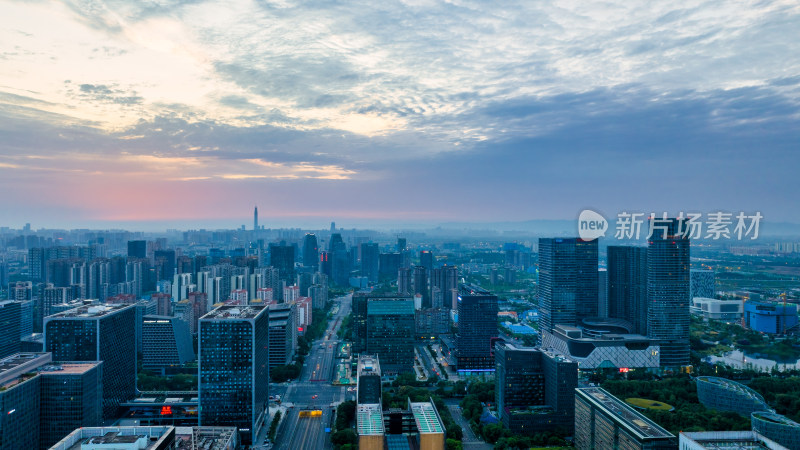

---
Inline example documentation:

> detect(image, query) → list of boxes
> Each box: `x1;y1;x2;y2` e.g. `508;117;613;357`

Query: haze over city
2;1;800;230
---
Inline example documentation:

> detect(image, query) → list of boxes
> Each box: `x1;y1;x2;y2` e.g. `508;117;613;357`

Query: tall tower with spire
253;206;258;231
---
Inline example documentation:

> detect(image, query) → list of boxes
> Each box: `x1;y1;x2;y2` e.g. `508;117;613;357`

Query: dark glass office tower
647;218;691;368
607;246;648;335
495;343;577;434
269;242;295;284
455;285;498;372
127;240;147;259
430;265;458;309
538;238;598;333
0;300;22;359
413;266;428;307
44;303;135;420
360;242;380;283
199;305;269;446
302;233;319;269
39;361;103;449
153;250;176;281
366;299;415;373
419;250;433;272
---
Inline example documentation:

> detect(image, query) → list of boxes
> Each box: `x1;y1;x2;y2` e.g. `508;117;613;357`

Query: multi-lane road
270;293;354;450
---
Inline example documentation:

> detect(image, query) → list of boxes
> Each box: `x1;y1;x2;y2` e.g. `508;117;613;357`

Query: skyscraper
538;238;598;333
690;269;715;300
39;360;104;448
360;242;380;283
607;246;648;335
366;298;415;373
302;233;319;269
142;315;195;371
127;240;147;259
199;305;269;446
455;285;499;372
419;250;433;272
44;303;136;420
413;265;428;307
647;218;691;368
0;300;22;359
397;267;412;295
495;343;578;434
253;206;258;231
430;265;458;309
269;242;295;284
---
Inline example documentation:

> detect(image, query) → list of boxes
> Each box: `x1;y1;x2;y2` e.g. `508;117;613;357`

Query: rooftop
409;401;444;434
50;426;175;450
367;299;415;315
680;431;787;450
0;352;51;386
752;412;800;428
38;361;101;375
201;305;266;320
357;355;381;377
46;303;132;319
577;387;674;440
356;403;385;436
175;426;238;450
697;377;771;409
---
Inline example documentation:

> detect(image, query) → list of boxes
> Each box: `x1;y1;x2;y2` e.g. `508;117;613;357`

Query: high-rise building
154;250;176;282
153;292;172;316
455;285;498;372
356;355;385;450
39;360;103;448
419;251;433;272
302;234;319;269
607;246;648;334
253;206;258;231
538;238;598;333
647;218;690;368
268;303;297;369
397;267;412;295
690;269;715;300
360;243;380;283
199;305;269;446
378;253;402;279
141;315;195;371
397;238;407;253
430;265;458;309
413;266;428;307
44;303;136;420
366;299;415;373
495;343;578;434
0;352;49;449
0;300;22;359
269;242;295;285
574;387;676;450
51;426;176;449
127;240;147;259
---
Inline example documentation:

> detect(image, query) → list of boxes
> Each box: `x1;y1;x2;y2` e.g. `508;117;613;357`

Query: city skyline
1;1;799;228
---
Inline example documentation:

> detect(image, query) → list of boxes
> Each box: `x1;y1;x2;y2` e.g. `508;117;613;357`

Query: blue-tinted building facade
44;304;136;420
744;301;799;334
199;305;269;446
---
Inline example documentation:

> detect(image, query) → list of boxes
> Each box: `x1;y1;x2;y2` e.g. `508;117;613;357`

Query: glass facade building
366;299;415;373
695;376;772;417
646;219;691;368
607;246;648;335
44;304;136;420
455;285;499;372
751;412;800;450
199;305;269;446
538;238;598;333
495;343;578;435
39;361;103;449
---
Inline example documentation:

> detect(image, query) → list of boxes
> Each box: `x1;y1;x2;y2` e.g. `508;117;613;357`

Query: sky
1;0;799;230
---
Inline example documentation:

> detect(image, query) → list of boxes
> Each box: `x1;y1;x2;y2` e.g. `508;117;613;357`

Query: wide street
270;293;354;450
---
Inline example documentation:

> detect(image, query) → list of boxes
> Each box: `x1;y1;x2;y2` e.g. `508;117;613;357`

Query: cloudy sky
1;0;799;230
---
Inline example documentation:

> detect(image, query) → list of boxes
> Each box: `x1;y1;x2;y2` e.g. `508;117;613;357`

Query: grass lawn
625;398;674;411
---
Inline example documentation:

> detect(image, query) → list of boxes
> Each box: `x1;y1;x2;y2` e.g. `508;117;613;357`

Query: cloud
0;0;799;225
